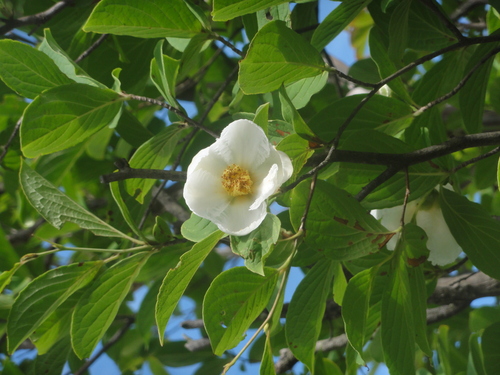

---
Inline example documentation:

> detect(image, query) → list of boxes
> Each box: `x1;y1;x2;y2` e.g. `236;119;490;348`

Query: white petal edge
215;197;267;236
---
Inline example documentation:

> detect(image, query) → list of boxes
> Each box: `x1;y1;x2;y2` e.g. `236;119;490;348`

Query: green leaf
125;125;185;203
284;72;328;109
381;255;415;375
84;0;201;38
110;181;147;241
402;223;429;266
440;188;500;280
7;261;102;353
482;321;500;375
369;26;413;104
311;0;371;51
33;335;72;375
230;214;281;276
285;259;335;373
407;265;432;356
136;279;162;344
260;335;276;375
407;1;457;51
0;263;21;294
239;21;326;95
460;39;500;134
20;162;135;241
212;0;288;21
342;267;378;356
156;230;224;345
71;252;151;359
203;267;279;355
20;83;123;158
150;40;181;109
332;261;347;306
387;0;411;64
334;130;445;209
290;180;394;260
276;134;314;180
279;86;317;141
253;102;270;134
412;50;468;106
0;40;72;99
153;216;174;244
39;29;105;88
32;291;84;355
469;332;486;375
181;213;219;242
309;95;413;143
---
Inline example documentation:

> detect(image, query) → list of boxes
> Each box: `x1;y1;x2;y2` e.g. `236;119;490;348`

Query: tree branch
123;94;220;138
0;0;74;35
75;34;109;63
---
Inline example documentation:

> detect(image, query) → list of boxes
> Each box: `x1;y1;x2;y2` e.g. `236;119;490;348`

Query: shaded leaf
440;188;500;280
286;259;335;373
290;180;394;260
181;213;218;242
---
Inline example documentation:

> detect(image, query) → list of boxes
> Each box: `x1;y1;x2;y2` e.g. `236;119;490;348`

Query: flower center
221;164;253;197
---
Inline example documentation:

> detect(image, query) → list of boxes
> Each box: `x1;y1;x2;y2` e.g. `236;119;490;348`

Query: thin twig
100;166;187;184
0;0;74;35
75;34;109;63
414;46;500;116
419;0;466;42
355;166;400;202
450;146;500;173
0;117;22;165
72;318;134;375
123;94;219;138
400;167;411;227
212;33;244;57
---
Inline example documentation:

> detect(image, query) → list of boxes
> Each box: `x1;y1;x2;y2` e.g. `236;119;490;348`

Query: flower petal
184;167;230;219
211;119;271;168
277;150;293;184
214;197;267;236
372;200;420;250
416;204;463;266
250;164;279;211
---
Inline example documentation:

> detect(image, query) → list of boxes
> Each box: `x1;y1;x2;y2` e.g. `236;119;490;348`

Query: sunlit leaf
7;261;102;353
84;0;201;38
239;21;326;94
156;231;224;345
203;266;279;355
71;252;151;358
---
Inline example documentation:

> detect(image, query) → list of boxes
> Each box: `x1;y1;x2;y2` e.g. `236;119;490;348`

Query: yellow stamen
221;164;253;197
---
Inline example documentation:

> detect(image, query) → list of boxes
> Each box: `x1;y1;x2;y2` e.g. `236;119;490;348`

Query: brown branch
428;272;500;305
0;117;22;165
450;146;500;173
211;33;244;57
75;34;109;64
0;0;74;35
123;94;220;138
100;168;186;184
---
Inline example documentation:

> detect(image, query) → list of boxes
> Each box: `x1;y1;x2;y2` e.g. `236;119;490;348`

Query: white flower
372;187;463;266
183;119;293;236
